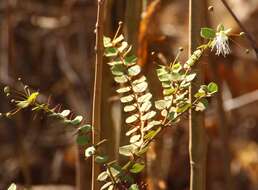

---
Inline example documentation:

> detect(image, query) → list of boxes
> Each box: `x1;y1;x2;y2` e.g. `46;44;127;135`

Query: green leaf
132;76;146;84
195;98;208;112
60;109;70;117
143;120;161;131
126;114;139;124
176;103;191;113
172;63;182;73
97;171;109;181
104;47;118;57
129;184;139;190
185;73;197;82
120;95;134;103
118;41;129;52
124;104;137;112
208;82;218;94
140;101;152;112
70;115;83;125
119;144;137;156
17;101;30;108
107;60;123;66
116;86;131;93
144;127;161;140
111;64;125;76
100;182;113;190
200;27;216;39
163;88;175;96
141;111;156;121
126;127;139;136
138;93;152;103
132;81;148;93
130;163;145;173
125;55;137;65
155;100;170;110
103;36;112;47
158;73;171;82
130;135;141;143
168;111;177;121
114;75;128;83
95;155;108;164
78;124;92;133
76;135;90;145
128;65;141;76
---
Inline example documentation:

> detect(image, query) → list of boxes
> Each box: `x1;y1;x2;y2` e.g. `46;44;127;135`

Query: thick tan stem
189;0;207;190
91;0;105;190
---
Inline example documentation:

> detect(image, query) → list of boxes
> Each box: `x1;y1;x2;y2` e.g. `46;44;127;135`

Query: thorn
18;77;22;81
179;47;184;52
245;49;250;54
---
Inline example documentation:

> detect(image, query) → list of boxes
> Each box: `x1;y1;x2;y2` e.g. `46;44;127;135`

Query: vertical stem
189;0;207;190
91;0;105;190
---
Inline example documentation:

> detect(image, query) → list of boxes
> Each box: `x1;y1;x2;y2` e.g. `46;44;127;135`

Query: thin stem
92;0;105;190
220;0;258;59
189;1;207;190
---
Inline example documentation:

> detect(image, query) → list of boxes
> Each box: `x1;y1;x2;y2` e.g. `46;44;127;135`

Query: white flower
212;29;231;57
85;146;96;158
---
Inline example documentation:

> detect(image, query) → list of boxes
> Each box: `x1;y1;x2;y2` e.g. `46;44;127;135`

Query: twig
91;0;105;190
188;1;207;190
220;0;258;59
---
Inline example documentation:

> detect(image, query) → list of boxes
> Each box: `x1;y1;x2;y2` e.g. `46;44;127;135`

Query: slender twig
189;1;207;190
92;0;105;190
220;0;258;59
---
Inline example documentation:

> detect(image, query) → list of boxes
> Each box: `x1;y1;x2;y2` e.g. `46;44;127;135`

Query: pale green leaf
126;114;139;124
128;65;141;76
126;126;140;136
172;63;182;73
141;111;156;121
100;182;113;190
129;184;139;190
138;93;152;103
132;76;146;84
60;109;70;117
116;86;131;93
130;135;141;143
118;41;128;52
114;75;128;83
124;104;137;112
132;81;148;93
140;101;152;112
97;171;109;181
103;36;112;47
130;163;145;174
143;120;161;131
119;144;137;156
120;95;134;103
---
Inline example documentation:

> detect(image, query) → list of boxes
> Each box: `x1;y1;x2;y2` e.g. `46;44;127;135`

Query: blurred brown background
0;0;258;190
